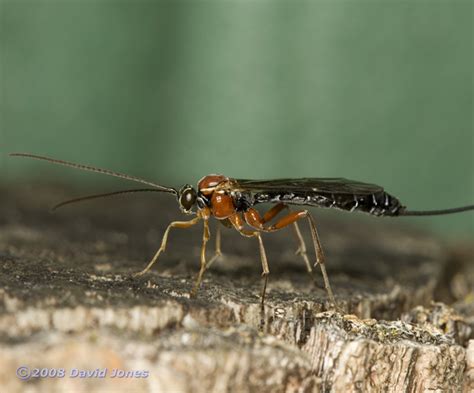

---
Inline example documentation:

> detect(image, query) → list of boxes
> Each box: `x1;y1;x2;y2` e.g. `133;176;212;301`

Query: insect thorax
230;191;252;212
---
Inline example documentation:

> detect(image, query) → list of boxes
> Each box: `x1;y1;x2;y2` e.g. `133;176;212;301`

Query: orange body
197;175;237;219
196;175;306;233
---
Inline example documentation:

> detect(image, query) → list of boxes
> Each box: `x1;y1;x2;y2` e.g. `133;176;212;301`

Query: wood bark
0;185;472;392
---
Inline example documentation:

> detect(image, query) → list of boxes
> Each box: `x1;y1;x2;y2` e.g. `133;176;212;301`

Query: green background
1;0;473;236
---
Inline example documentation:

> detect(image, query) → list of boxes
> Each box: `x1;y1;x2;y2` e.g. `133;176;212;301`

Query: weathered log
0;185;471;392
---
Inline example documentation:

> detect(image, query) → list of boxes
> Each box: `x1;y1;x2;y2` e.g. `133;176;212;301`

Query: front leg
134;216;201;277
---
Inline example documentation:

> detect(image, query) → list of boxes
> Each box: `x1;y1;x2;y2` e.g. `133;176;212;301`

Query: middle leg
205;223;222;270
228;213;270;309
246;205;321;288
243;207;337;308
190;218;210;297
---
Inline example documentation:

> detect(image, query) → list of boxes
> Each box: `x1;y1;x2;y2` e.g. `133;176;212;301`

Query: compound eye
180;188;197;211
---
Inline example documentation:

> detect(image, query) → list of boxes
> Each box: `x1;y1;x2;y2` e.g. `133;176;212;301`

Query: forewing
232;178;403;216
234;178;384;195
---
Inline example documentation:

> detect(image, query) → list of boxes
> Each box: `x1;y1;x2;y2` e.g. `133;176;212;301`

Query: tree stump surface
0;185;472;392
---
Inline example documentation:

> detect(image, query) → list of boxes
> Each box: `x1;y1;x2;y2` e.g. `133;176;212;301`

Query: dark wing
232;178;403;216
234;178;383;195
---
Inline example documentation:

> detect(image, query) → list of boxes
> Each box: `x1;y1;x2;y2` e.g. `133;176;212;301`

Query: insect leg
229;213;270;309
261;203;288;223
290;219;323;288
133;216;201;277
244;207;321;287
259;204;315;277
190;218;210;297
205;223;222;270
256;233;270;309
305;213;337;308
244;208;337;308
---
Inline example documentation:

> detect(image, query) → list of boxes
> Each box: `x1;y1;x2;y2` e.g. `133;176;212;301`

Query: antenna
51;188;168;211
9;153;177;194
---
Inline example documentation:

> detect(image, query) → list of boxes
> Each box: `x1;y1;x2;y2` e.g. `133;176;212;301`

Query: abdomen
249;190;405;217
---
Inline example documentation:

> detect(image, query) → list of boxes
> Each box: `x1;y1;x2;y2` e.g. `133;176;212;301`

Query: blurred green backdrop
1;0;473;236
